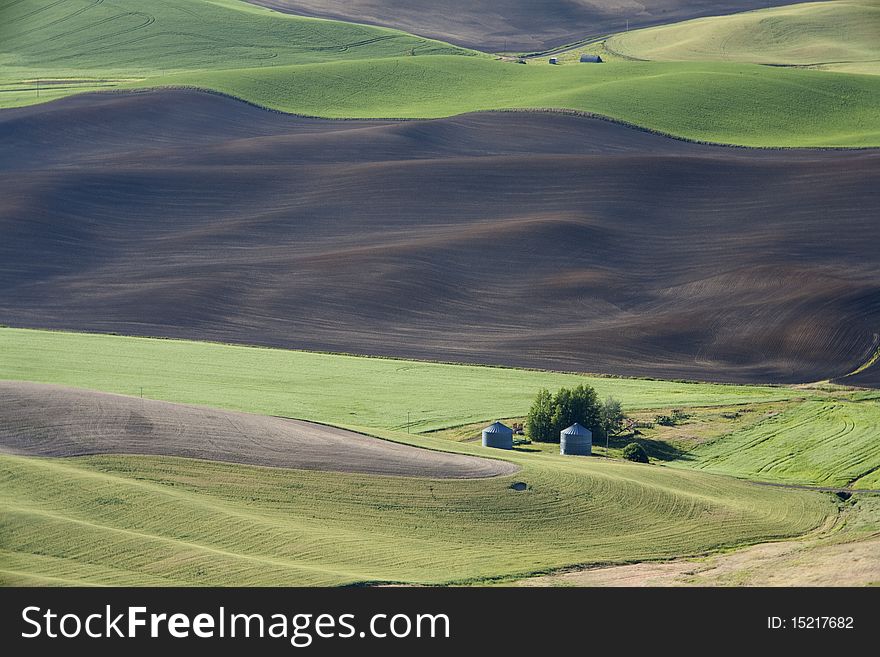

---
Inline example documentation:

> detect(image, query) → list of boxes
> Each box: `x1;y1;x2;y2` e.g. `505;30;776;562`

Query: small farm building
482;421;514;450
549;57;558;64
580;54;603;63
560;423;592;456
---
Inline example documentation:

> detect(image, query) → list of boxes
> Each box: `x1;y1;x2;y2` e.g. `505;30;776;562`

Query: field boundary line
3;85;879;152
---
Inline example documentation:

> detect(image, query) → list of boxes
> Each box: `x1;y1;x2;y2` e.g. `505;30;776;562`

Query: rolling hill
0;0;470;71
8;330;880;492
0;328;800;433
0;381;517;478
0;0;474;109
0;331;835;586
837;362;880;388
243;0;816;52
1;0;877;589
2;91;879;384
606;0;880;75
0;449;832;585
3;1;879;146
676;399;880;487
129;56;880;146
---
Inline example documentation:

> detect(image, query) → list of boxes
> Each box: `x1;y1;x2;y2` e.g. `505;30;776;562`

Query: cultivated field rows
2;0;879;587
2;93;878;385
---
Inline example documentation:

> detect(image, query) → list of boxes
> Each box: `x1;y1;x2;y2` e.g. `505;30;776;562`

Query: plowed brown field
2;90;878;384
0;381;516;478
244;0;813;52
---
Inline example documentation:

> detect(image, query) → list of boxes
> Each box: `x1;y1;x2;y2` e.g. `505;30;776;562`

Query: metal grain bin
482;421;514;450
560;422;592;455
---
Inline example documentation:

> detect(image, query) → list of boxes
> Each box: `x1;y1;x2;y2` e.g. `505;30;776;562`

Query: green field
677;399;880;488
516;494;880;586
2;328;870;585
2;0;879;146
0;0;470;72
0;328;802;433
606;0;880;75
0;440;831;586
4;326;864;494
0;0;473;108
0;328;840;585
2;1;878;586
133;57;880;147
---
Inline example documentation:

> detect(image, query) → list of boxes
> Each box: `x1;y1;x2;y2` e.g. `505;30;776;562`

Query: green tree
570;384;602;436
527;384;604;442
622;442;649;463
549;386;574;436
600;396;625;438
525;388;554;442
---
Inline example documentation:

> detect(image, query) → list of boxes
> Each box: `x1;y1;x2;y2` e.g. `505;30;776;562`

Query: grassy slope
0;329;844;585
134;57;880;146
0;328;840;586
676;399;880;487
516;495;880;586
0;450;831;586
2;1;879;146
853;467;880;488
606;0;880;75
0;0;473;107
0;328;801;433
0;0;469;71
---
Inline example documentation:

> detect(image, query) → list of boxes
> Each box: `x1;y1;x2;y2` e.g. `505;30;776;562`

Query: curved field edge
4;59;880;147
4;0;878;146
0;0;476;71
240;0;820;53
0;450;834;586
605;0;880;75
0;328;806;434
515;495;880;586
5;321;879;492
119;59;880;148
0;327;838;584
0;381;519;479
671;399;880;488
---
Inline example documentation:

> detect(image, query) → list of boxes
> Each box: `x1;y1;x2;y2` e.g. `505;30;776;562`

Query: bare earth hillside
2;90;878;384
0;381;516;478
244;0;815;51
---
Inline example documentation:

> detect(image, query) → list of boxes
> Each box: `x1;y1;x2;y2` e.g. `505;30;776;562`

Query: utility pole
407;411;411;433
140;386;143;398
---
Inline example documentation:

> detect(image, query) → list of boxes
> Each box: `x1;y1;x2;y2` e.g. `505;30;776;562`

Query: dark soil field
0;381;516;478
245;0;815;51
836;363;880;388
2;90;878;385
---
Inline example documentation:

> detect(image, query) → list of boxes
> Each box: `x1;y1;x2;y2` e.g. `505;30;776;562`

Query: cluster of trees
525;384;625;443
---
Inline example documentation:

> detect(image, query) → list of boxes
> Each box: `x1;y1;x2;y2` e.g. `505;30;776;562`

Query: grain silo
482;421;514;449
560;423;592;455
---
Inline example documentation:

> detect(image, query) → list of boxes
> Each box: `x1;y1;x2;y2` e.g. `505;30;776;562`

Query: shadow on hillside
602;432;688;462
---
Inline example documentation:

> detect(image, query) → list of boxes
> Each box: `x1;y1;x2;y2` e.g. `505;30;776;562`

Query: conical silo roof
561;422;591;436
483;421;513;434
